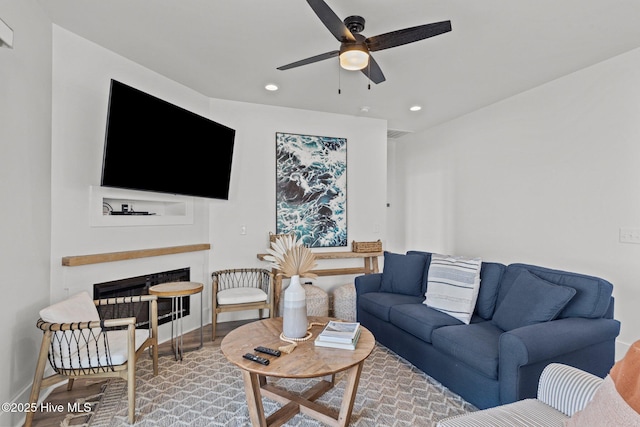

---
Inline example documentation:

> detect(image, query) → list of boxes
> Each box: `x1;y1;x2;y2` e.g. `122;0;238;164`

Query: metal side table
149;281;203;361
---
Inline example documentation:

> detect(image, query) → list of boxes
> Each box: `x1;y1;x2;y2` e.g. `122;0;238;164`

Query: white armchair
25;291;158;426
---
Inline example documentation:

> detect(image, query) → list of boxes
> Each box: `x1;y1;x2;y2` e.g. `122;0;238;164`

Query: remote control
243;353;270;365
254;346;281;357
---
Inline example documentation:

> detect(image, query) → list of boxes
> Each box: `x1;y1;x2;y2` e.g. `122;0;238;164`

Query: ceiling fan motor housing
343;15;365;34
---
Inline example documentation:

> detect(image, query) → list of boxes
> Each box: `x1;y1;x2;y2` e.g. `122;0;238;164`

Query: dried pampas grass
264;234;317;278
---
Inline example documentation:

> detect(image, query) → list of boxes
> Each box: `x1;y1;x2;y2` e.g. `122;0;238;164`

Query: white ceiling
36;0;640;134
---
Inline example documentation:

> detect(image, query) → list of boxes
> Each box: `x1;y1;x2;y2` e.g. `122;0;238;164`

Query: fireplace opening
93;267;191;328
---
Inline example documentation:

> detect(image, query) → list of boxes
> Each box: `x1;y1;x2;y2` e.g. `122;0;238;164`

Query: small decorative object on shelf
264;235;317;339
351;239;383;253
315;321;361;350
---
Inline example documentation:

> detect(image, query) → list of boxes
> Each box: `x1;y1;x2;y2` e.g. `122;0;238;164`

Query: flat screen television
101;79;235;200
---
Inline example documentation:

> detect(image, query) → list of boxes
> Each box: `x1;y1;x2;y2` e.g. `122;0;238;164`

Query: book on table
317;321;360;343
315;327;361;350
314;321;361;349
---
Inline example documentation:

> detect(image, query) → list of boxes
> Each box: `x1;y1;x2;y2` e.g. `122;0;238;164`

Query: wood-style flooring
28;320;250;427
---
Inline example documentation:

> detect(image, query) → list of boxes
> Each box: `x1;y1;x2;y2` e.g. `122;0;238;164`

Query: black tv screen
101;80;235;200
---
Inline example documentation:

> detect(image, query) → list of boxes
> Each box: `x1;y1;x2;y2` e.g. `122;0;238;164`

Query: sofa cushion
389;303;463;343
358;292;424;322
492;270;576;331
40;291;100;323
406;250;432;295
407;251;506;320
497;264;613;319
432;321;503;379
424;253;482;324
475;261;507;320
380;251;427;296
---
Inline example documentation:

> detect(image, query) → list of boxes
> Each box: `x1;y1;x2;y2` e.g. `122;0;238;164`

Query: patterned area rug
89;343;476;426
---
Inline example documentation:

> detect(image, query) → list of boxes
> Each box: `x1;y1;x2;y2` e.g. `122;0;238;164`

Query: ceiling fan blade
306;0;356;42
277;50;340;70
361;55;386;84
365;21;451;52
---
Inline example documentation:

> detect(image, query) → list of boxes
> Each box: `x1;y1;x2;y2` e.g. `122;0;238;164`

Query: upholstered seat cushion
389;303;464;343
39;291;147;369
432;321;503;379
358;292;424;322
217;287;268;305
50;329;149;369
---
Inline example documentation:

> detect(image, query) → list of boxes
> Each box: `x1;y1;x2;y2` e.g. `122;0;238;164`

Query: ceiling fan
277;0;452;84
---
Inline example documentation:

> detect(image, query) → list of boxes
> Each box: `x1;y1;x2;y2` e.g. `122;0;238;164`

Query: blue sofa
355;251;620;410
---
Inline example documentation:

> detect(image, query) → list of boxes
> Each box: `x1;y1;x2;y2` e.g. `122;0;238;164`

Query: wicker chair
25;292;159;426
211;268;274;341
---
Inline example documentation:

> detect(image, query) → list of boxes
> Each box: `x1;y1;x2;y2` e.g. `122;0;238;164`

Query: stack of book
314;321;361;350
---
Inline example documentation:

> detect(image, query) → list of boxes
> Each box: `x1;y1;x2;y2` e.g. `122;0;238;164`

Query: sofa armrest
500;317;620;366
354;273;382;295
537;363;602;416
499;317;619;403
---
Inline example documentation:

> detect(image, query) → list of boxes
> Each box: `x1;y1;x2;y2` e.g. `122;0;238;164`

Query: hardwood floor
28;320;251;427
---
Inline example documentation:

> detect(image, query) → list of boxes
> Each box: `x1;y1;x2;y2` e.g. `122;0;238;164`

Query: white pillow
40;291;100;323
39;292;102;369
424;253;482;324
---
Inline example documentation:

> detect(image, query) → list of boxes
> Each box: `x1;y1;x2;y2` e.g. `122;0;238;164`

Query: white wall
50;26;387;326
207;99;387;320
50;26;212;340
0;1;52;425
393;46;640;357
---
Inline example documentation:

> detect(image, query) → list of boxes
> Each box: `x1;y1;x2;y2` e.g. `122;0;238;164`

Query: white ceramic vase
282;275;308;339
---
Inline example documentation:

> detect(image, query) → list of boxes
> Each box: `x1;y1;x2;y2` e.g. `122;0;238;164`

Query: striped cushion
437;399;568;427
537;363;603;416
424;253;482;324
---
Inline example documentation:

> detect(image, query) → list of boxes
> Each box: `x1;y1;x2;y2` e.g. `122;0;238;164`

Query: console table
256;251;382;315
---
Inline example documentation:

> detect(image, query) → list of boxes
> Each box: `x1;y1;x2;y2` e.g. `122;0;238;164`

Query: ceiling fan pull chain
368;61;371;90
338;61;342;94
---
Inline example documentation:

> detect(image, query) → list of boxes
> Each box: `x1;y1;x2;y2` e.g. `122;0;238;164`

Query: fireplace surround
93;267;191;327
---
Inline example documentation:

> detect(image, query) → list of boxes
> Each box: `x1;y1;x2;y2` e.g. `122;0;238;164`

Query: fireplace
93;267;191;327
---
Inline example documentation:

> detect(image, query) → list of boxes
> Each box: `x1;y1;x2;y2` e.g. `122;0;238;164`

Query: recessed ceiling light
359;106;370;113
265;83;279;91
409;105;422;112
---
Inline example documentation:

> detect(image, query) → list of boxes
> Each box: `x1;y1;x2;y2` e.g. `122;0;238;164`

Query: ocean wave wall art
275;132;347;248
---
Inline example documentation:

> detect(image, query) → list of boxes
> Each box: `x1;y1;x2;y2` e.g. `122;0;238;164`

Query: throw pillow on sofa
380;251;426;296
491;269;576;331
424;253;482;324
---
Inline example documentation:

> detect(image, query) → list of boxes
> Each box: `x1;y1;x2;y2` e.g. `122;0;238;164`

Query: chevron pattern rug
88;343;476;426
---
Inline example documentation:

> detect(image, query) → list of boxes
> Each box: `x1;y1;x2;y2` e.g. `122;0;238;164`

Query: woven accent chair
211;268;274;341
25;292;159;426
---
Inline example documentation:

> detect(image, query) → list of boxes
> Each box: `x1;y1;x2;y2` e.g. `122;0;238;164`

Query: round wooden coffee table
221;316;375;427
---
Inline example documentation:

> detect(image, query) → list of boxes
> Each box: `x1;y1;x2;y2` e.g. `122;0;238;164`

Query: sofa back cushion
497;264;614;319
380;251;427;296
475;261;507;320
407;250;506;320
406;250;432;294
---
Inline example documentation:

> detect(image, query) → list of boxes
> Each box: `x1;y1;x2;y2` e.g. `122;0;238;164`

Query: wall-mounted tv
101;79;235;200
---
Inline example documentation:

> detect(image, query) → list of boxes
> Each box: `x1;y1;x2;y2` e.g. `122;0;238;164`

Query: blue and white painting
276;132;347;248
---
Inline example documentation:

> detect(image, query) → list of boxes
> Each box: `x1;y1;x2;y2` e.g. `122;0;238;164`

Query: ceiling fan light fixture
339;45;369;71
